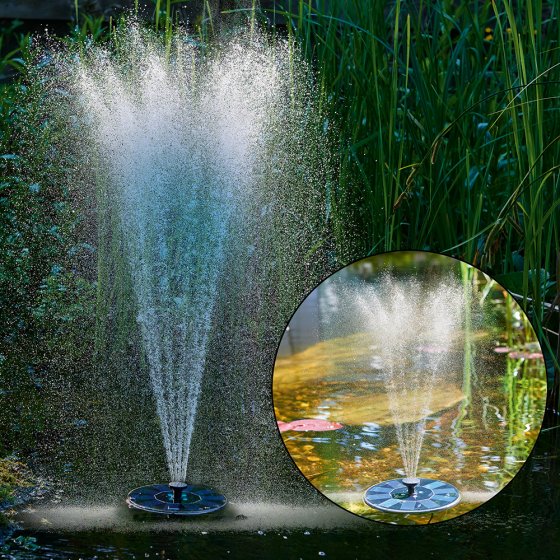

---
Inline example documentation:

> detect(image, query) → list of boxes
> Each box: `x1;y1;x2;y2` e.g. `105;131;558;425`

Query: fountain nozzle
402;477;420;497
169;481;188;504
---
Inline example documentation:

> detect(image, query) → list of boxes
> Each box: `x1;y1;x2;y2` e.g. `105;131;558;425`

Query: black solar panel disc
127;483;227;516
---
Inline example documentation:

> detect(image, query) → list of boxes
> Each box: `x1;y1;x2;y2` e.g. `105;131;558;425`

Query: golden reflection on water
274;331;546;525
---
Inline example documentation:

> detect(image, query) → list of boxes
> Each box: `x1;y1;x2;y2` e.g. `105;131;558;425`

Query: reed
275;0;559;405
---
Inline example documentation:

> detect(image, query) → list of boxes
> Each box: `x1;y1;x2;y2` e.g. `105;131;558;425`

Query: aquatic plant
278;0;559;395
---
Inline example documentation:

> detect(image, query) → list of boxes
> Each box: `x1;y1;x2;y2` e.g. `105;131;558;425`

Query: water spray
358;275;465;514
47;20;331;512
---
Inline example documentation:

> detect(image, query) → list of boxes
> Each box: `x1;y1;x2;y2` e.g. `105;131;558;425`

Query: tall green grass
273;0;559;407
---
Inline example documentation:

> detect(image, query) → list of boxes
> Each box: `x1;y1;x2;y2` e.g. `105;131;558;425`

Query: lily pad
278;419;343;432
507;351;543;360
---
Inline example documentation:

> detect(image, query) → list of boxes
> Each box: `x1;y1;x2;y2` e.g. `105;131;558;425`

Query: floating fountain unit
127;481;227;516
364;477;461;514
357;274;466;515
65;23;333;519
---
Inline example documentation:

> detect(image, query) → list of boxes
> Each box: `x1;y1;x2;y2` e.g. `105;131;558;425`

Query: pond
273;256;547;524
3;428;560;560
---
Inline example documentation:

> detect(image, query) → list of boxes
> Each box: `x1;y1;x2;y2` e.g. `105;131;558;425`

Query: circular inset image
273;251;547;525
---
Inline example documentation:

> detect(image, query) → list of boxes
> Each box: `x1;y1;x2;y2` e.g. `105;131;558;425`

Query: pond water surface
3;430;560;560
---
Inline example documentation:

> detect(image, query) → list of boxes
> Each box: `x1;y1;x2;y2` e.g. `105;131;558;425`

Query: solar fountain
126;482;227;516
359;274;465;514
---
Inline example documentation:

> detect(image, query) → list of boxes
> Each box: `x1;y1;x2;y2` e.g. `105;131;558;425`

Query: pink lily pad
278;419;343;433
507;351;544;360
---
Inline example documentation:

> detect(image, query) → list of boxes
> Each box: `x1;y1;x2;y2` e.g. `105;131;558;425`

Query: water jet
356;273;465;514
48;22;332;508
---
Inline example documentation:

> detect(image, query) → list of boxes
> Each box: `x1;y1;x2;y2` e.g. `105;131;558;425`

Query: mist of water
358;274;465;478
47;24;334;487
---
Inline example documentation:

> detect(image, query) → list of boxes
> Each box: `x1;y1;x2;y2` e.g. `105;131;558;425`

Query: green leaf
495;269;550;297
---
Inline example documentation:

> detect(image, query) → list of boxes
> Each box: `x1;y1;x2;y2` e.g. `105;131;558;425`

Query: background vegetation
276;0;560;405
277;0;560;379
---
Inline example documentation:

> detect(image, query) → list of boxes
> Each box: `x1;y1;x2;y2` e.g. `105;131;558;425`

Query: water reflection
274;257;547;525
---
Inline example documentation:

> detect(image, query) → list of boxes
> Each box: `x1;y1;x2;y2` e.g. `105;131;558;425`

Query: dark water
3;427;560;559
